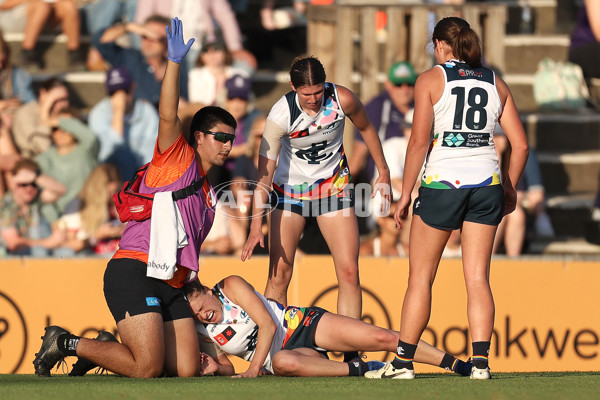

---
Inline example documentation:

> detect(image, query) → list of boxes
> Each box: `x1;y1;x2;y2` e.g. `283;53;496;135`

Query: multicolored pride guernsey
422;60;503;189
266;82;350;200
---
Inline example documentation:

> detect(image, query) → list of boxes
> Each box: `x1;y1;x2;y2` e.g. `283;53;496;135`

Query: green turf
2;373;600;400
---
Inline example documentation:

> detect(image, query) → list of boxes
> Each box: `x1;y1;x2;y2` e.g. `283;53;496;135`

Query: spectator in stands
0;103;21;198
213;74;261;184
1;30;36;107
79;0;138;71
230;116;267;255
57;163;125;255
188;33;249;107
0;0;28;34
135;0;256;73
349;61;416;184
88;66;158;180
360;189;405;257
225;74;262;142
199;202;234;256
93;14;186;108
493;128;554;256
35;109;99;218
0;158;66;256
19;0;85;69
1;29;35;196
12;77;70;158
260;0;307;31
569;0;600;80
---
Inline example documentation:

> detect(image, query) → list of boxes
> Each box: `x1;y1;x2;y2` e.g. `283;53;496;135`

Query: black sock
346;358;368;376
391;340;417;370
472;341;490;369
57;333;80;356
439;353;456;371
343;351;359;362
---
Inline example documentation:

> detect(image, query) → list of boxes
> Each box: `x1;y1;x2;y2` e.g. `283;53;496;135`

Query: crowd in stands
0;0;558;258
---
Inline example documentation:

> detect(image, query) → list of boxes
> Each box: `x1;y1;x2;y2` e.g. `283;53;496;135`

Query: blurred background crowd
3;0;593;259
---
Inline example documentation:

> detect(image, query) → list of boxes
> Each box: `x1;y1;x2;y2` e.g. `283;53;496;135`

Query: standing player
32;18;238;378
240;56;391;361
366;17;529;380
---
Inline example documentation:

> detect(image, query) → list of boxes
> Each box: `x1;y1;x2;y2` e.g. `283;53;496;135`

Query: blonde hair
78;163;121;235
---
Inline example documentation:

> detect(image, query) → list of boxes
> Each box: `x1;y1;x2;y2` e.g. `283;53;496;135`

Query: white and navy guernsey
195;284;287;373
267;82;350;200
422;60;503;189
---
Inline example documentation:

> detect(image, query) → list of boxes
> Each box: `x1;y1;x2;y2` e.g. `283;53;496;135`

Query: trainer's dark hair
183;279;208;297
188;106;237;146
289;56;326;88
433;17;482;68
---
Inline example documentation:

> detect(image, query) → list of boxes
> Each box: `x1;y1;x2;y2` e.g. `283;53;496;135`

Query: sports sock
472;341;490;369
346;358;368;376
343;351;359;362
57;333;80;356
439;353;456;371
440;353;472;376
390;340;417;370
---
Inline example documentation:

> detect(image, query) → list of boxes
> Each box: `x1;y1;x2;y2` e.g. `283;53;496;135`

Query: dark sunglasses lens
215;133;235;144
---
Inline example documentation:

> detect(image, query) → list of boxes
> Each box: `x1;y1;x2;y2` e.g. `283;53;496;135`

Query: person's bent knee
374;329;398;349
336;264;360;287
130;363;163;378
272;351;300;376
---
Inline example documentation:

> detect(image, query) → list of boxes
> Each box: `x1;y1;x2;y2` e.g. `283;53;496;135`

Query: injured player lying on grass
184;275;472;378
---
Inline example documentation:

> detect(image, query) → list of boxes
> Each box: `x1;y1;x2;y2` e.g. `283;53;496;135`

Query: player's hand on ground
240;227;264;261
199;353;218;375
232;367;260;378
165;17;194;64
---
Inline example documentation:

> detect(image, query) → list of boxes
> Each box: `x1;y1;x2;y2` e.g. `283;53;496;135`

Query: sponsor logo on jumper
443;132;490;147
458;69;483;78
146;297;160;306
215;326;237;345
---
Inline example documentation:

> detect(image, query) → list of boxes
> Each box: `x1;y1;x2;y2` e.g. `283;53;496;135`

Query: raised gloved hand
165;17;195;64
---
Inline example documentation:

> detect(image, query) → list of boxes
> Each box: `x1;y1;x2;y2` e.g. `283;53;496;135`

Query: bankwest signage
1;257;598;374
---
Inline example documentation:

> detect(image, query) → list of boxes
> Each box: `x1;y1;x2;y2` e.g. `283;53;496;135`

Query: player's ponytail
433;17;482;68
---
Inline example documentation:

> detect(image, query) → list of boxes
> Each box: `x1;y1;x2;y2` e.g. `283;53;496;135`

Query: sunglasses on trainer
202;131;236;144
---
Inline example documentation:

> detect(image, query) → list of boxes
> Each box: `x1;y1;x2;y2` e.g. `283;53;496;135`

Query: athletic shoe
364;361;415;379
366;360;386;371
454;358;474;377
470;366;492;380
69;331;118;376
33;326;69;377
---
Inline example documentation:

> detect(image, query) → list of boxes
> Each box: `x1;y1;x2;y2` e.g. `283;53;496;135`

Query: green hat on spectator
388;61;417;86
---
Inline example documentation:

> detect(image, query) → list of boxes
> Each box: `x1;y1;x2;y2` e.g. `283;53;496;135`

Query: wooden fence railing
307;1;508;103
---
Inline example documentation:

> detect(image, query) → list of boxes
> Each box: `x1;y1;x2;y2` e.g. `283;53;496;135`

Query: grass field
2;373;600;400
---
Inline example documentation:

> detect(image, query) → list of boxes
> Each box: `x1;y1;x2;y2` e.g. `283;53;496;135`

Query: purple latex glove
165;17;195;64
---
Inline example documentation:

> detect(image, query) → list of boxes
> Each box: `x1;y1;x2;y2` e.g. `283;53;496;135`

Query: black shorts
271;187;355;218
413;185;504;230
282;306;328;357
103;258;193;324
